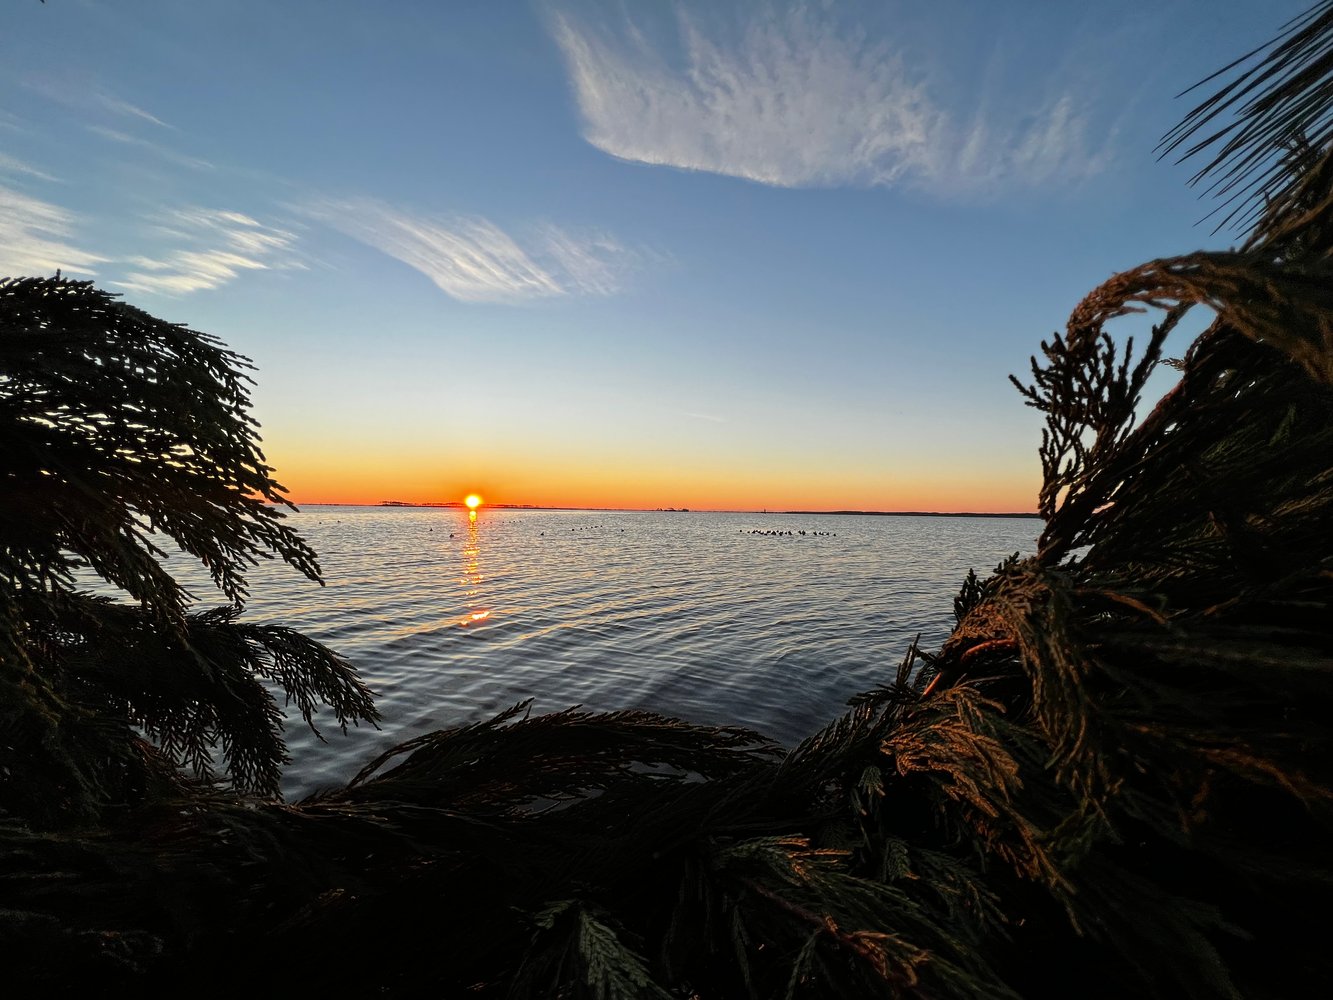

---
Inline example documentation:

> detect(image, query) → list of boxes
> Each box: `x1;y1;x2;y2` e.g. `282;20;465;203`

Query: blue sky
0;0;1307;509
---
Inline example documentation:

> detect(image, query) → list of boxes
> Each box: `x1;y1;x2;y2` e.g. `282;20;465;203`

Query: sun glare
464;493;482;510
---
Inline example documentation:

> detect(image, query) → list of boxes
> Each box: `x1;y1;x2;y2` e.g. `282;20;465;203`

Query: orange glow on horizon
280;486;1038;514
267;447;1039;514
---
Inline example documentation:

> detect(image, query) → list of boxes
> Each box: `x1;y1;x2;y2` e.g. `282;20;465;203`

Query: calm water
162;507;1037;799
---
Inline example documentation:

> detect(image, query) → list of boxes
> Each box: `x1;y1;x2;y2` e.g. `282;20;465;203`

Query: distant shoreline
294;502;1040;519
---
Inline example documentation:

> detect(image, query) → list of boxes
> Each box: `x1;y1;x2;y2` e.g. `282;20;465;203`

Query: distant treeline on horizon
320;502;1042;518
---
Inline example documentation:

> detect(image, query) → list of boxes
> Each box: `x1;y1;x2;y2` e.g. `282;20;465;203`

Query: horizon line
290;501;1040;518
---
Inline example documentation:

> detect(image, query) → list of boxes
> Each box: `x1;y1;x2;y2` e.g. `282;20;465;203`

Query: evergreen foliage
3;5;1332;996
0;277;378;828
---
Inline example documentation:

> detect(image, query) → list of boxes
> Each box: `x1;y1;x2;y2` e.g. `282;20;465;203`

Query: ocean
162;507;1038;799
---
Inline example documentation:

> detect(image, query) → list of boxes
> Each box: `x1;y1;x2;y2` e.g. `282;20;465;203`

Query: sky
0;0;1310;511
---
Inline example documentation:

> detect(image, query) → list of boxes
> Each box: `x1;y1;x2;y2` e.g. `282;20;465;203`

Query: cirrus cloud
305;198;640;304
115;207;301;295
0;185;106;277
550;3;1113;194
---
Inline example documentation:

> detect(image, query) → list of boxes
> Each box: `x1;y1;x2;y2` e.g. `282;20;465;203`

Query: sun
464;493;482;510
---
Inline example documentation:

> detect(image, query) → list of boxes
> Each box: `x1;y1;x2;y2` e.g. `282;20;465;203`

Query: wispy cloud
87;125;213;171
24;77;173;129
306;198;638;304
0;185;106;277
550;5;1111;194
536;223;634;297
96;93;174;130
0;153;60;183
115;207;300;295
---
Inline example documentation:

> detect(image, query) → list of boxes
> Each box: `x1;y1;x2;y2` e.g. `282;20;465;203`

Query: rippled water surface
167;507;1037;798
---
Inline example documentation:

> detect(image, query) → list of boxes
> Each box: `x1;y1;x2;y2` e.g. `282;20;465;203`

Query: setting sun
464;493;483;510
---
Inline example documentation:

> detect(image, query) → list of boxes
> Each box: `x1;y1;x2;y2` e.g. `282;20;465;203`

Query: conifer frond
1159;0;1333;232
340;701;778;811
0;276;319;618
1;277;377;824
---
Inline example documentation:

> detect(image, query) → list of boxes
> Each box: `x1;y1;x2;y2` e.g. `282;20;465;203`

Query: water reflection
458;511;491;627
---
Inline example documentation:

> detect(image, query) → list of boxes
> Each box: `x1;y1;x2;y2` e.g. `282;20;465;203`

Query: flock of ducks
742;529;836;537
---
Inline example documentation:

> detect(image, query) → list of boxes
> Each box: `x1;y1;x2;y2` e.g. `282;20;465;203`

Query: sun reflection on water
458;511;492;627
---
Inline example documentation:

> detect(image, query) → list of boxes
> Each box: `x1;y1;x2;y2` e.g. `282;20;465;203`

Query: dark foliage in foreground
0;276;379;828
3;5;1333;996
